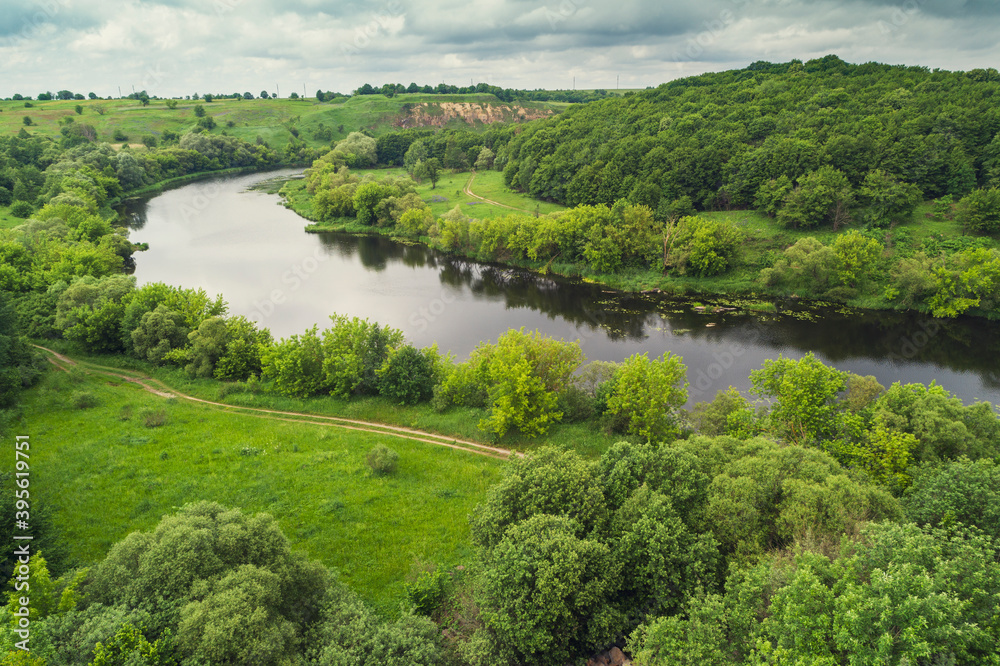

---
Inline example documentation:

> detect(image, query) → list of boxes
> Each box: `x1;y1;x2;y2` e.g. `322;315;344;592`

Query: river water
122;170;1000;407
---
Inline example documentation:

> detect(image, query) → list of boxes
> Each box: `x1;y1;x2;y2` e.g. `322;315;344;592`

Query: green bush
366;444;399;475
70;390;98;409
112;129;128;142
376;344;442;405
141;408;168;428
9;201;33;218
404;568;450;616
605;352;688;442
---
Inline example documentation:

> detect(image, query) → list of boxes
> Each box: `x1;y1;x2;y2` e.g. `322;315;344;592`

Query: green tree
778;166;854;230
955;187;1000;235
857;169;922;227
193;104;205;118
260;326;327;397
130;304;189;364
469;447;608;551
749;353;846;444
474;514;621;666
474;146;496;170
605;352;688;442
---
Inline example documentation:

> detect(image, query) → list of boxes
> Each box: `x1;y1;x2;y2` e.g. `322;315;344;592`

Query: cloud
1;0;999;97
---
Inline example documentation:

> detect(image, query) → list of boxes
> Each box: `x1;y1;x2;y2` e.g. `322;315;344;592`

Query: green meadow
18;362;506;614
0;93;563;152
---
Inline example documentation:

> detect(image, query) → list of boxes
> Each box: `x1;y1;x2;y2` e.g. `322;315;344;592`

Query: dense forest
291;57;1000;318
497;56;1000;210
2;58;1000;664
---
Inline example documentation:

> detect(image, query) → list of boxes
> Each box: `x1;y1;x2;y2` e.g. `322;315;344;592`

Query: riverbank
279;175;993;320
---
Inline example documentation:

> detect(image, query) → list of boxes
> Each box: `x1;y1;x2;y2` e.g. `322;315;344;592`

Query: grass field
289;166;567;232
1;93;565;151
14;360;506;615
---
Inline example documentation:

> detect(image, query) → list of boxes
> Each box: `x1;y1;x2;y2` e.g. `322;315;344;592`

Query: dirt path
35;346;518;460
463;171;533;214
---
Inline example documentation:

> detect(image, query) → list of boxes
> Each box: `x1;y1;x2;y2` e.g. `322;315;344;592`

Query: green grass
294;166;566;233
14;365;505;614
0;205;23;229
1;94;566;151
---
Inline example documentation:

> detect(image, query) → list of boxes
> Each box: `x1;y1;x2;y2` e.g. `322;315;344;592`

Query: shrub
366;444;399;475
376;344;443;405
141;409;168;428
112;129;128;142
70;390;98;409
9;201;33;218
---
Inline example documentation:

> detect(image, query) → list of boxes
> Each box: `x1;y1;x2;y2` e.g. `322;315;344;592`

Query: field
17;356;507;614
0;93;564;152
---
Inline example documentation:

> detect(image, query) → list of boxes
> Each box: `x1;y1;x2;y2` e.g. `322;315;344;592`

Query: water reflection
124;171;1000;408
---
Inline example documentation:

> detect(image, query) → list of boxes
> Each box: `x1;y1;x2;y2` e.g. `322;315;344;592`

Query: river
122;170;1000;407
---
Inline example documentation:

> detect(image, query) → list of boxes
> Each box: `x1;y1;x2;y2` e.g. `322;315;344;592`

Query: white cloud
1;0;999;98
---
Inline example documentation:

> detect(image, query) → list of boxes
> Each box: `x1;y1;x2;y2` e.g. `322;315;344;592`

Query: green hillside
1;93;564;152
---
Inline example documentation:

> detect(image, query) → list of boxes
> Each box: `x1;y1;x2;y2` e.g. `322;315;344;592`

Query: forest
1;59;1000;665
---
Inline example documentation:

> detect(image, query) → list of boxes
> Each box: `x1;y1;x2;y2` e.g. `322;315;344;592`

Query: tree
469;447;608;551
193;104;206;118
22;116;32;126
82;502;328;664
475;515;621;666
904;457;1000;538
857;169;922;227
749;353;847;444
956;187;1000;235
604;352;688;441
403;140;428;173
376;344;443;404
88;92;98;99
260;90;270;99
74;104;83;115
331;132;377;168
467;328;584;439
831;229;884;288
777;167;854;230
130;304;189;364
474;146;496;170
423;157;441;189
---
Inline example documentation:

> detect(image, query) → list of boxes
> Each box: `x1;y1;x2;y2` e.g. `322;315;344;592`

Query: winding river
122;170;1000;407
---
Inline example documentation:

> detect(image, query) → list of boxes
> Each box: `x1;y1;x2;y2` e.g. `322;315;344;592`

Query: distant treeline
351;81;618;104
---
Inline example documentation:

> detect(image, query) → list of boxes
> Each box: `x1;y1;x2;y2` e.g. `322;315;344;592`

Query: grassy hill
1;93;565;151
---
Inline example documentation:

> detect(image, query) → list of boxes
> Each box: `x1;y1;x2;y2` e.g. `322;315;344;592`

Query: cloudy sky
2;0;999;98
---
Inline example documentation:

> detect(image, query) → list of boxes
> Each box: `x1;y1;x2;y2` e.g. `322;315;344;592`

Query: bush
70;390;98;409
9;201;33;218
404;568;450;616
366;445;399;475
376;344;442;405
141;408;168;428
112;129;128;142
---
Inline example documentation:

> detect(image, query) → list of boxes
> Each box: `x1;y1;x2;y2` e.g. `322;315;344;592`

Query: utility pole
617;75;619;90
118;86;122;99
276;83;280;98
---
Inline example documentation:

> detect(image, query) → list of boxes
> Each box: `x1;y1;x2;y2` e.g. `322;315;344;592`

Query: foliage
84;502;329;660
749;353;847;444
366;444;399;476
604;352;687;442
857;168;922;227
456;329;585;439
129;305;188;364
903;457;1000;539
664;216;744;277
956;187;1000;234
376;344;444;405
475;514;620;666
